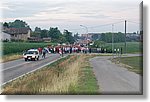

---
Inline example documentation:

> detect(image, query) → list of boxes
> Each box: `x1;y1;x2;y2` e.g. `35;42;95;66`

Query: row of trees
92;32;140;43
32;27;75;44
92;32;125;43
101;32;125;43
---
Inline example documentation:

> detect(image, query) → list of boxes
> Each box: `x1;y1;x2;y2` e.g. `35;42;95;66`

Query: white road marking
2;62;31;71
1;54;53;72
1;55;67;86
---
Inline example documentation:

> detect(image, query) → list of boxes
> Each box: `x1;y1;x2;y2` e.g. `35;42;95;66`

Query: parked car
23;49;40;61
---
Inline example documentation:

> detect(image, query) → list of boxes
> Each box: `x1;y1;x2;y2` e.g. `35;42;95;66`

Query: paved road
89;55;142;94
1;54;64;85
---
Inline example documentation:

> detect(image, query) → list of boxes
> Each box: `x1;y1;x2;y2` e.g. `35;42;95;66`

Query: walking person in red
38;47;42;55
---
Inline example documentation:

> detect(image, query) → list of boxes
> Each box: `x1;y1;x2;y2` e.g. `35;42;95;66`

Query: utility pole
124;20;127;54
112;24;114;57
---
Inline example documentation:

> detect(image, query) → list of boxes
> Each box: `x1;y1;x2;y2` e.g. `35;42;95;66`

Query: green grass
2;55;99;95
3;42;54;55
114;56;143;75
72;55;99;94
105;42;142;53
2;54;22;62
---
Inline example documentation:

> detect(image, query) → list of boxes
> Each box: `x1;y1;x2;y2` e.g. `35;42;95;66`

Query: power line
68;21;124;31
127;20;140;25
88;21;124;29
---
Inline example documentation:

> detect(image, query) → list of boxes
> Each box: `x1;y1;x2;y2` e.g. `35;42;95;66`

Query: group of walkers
37;44;123;58
47;45;90;54
37;45;91;58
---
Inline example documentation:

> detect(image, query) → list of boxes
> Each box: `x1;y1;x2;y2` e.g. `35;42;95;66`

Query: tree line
2;20;76;44
92;32;125;43
92;32;140;43
101;32;125;43
32;27;75;44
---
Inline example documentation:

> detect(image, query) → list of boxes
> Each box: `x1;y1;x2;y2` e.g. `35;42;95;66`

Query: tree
34;27;41;33
74;33;79;41
48;27;62;42
3;22;9;28
100;33;105;42
41;29;48;38
93;40;106;48
63;30;75;44
31;27;42;38
8;19;30;28
92;34;99;40
100;32;125;43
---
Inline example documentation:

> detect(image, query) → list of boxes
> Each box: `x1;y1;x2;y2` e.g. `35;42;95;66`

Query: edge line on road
1;55;68;86
1;54;55;72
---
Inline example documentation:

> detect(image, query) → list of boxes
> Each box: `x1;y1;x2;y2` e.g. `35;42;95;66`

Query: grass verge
2;54;99;95
112;56;143;75
73;55;99;94
1;53;22;63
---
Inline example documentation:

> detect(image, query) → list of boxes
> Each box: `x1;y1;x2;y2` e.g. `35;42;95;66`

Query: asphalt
89;55;142;94
1;53;142;94
1;54;64;85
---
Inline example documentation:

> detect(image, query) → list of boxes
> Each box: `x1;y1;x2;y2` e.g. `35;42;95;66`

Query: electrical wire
68;21;124;31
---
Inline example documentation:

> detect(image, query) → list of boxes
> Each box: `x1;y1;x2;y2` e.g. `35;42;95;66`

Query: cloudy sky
0;0;142;34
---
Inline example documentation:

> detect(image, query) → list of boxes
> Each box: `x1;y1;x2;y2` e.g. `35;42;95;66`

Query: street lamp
80;25;88;34
80;25;89;50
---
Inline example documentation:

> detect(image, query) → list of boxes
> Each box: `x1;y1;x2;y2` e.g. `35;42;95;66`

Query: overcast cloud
0;0;142;34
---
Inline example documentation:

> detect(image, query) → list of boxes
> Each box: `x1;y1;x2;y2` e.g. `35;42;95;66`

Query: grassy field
2;54;99;95
105;42;142;53
3;42;142;56
112;56;143;75
3;42;54;55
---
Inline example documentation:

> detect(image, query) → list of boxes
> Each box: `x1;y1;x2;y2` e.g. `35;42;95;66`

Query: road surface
89;55;142;94
1;54;65;85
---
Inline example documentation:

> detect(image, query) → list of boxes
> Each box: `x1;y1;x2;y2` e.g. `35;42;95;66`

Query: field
112;56;143;75
105;42;142;53
2;54;99;95
3;42;142;56
3;42;54;55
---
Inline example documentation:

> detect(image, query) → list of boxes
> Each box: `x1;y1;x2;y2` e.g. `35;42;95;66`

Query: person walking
38;47;42;55
42;49;46;58
59;47;63;57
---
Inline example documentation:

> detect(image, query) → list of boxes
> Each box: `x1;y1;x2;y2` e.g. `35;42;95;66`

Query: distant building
81;34;92;39
81;33;101;40
0;32;11;41
43;37;51;42
3;27;31;41
77;39;92;46
28;37;51;42
27;37;43;42
126;33;140;41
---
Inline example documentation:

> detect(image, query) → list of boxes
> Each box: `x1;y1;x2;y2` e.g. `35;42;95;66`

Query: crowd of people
37;45;90;57
37;44;123;58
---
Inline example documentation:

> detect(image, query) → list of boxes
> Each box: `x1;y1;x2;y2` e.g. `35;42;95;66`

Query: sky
0;0;142;34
